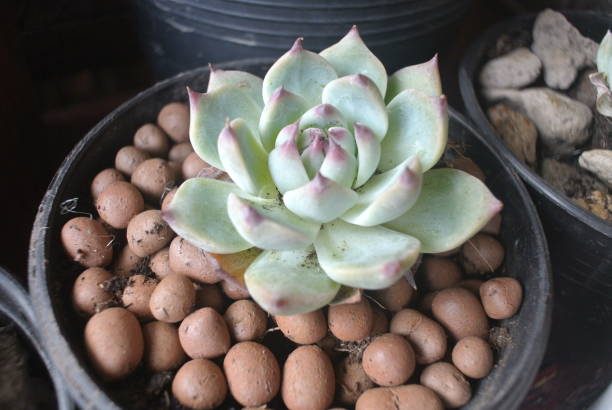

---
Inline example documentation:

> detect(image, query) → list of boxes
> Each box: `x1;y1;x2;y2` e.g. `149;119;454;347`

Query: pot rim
458;10;612;238
29;59;552;410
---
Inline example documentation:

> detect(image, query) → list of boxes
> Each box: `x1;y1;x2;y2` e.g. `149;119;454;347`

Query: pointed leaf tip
290;37;304;53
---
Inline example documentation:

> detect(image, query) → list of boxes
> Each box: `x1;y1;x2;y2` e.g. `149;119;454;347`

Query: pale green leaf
385;168;503;253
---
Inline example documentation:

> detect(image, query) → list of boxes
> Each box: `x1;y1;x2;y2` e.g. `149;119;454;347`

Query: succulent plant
163;27;502;315
590;30;612;117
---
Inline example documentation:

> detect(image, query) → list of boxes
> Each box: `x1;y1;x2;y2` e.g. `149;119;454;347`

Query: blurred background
0;0;610;408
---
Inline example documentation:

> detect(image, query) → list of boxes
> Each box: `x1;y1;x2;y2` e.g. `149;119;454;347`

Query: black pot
29;59;551;409
458;11;612;299
131;0;471;79
0;267;73;410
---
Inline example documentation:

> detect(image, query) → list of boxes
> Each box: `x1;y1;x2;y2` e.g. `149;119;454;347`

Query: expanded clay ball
169;237;220;284
96;181;144;229
72;267;113;316
142;321;186;372
149;247;174;279
432;287;489;340
480;277;523;319
131;158;177;203
452;336;494;379
149;274;195;323
161;188;177;212
457;279;483;296
224;300;267;342
461;233;505;275
420;256;463;291
61;217;113;267
420;362;472;408
282;345;335;410
328;298;373;342
168;142;194;164
370;304;389;336
362;333;416;387
84;307;143;381
481;212;502;235
274;309;327;344
389;309;447;365
419;291;439;314
133;123;170;157
195;284;225;312
179;307;230;359
224;342;281;407
127;210;175;257
221;279;250;299
448;156;485;181
115;146;150;176
172;359;227;410
182;152;211;179
113;245;142;276
121;274;158;320
335;356;375;406
356;385;443;410
91;168;125;200
158;102;189;143
370;277;415;312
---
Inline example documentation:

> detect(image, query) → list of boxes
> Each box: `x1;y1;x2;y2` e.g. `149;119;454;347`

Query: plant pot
0;267;73;410
131;0;471;79
458;11;612;299
29;59;552;409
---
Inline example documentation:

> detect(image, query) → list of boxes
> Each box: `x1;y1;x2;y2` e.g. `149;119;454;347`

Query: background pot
0;267;73;410
458;11;612;299
29;60;552;409
131;0;472;79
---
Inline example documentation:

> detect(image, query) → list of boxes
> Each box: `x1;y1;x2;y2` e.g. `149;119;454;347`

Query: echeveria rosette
163;26;503;316
590;30;612;117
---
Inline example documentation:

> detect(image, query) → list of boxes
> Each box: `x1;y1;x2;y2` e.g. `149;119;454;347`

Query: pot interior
29;60;552;410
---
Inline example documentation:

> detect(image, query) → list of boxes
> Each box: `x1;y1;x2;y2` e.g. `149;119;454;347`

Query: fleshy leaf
596;30;611;76
319;25;387;97
258;87;309;151
301;135;328;178
283;173;358;223
162;178;252;254
299;128;327;151
275;121;300;147
217;118;274;196
262;38;338;107
343;156;422;226
328;127;356;155
189;86;262;169
319;140;357;188
299;104;347;130
385;168;503;253
353;123;381;188
227;193;320;250
385;55;442;103
207;65;264;107
268;127;310;194
379;89;448;172
329;286;363;305
208;248;263;287
315;220;421;289
590;72;612;117
244;247;341;315
322;74;388;140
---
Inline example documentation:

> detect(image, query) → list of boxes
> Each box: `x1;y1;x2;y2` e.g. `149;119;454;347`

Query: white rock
480;48;542;89
531;9;598;90
483;87;592;156
579;149;612;187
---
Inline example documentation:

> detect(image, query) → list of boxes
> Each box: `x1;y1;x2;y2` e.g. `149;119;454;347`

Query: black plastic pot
0;267;73;410
29;59;551;409
131;0;471;79
458;11;612;299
